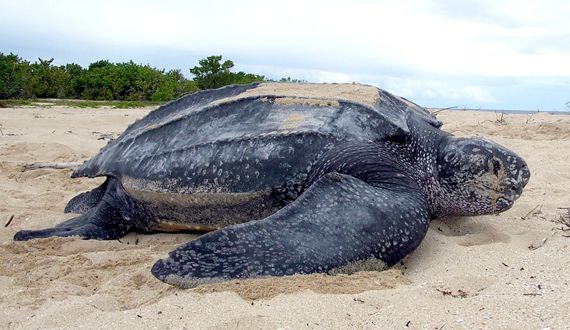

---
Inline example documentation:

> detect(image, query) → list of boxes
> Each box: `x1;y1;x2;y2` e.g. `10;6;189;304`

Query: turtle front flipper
14;177;139;241
152;172;431;288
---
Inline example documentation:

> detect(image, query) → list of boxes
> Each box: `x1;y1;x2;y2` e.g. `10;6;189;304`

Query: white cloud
1;0;569;108
3;0;570;77
378;77;497;105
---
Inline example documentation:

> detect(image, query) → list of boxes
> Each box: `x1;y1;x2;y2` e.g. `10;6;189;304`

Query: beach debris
0;123;17;136
554;207;570;231
521;204;542;220
476;111;507;126
92;131;118;140
21;162;81;171
554;208;570;236
431;106;457;115
4;214;15;227
495;112;506;125
436;288;468;298
528;237;548;250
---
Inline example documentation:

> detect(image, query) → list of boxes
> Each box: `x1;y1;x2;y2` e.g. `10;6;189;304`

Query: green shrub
0;53;300;103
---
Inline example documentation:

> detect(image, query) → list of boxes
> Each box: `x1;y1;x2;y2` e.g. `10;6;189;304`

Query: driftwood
21;162;82;172
4;214;14;227
521;204;542;220
91;131;118;141
431;106;458;115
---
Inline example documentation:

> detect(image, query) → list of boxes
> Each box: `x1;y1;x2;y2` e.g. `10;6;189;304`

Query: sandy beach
0;105;569;329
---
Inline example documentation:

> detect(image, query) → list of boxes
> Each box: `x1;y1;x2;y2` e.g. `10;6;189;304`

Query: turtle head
436;136;530;216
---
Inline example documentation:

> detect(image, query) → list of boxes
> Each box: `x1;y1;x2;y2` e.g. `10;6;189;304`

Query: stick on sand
21;162;82;171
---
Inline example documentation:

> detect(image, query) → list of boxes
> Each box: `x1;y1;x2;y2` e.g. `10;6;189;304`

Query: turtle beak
520;161;530;188
495;158;530;213
511;159;530;198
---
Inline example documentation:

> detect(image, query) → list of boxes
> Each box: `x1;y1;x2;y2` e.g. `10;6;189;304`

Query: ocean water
428;108;570;115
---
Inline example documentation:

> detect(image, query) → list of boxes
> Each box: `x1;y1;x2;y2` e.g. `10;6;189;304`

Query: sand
218;82;379;108
1;106;569;329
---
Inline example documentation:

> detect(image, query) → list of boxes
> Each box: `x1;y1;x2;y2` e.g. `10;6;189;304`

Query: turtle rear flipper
14;177;136;241
14;207;128;240
64;178;110;214
151;172;430;288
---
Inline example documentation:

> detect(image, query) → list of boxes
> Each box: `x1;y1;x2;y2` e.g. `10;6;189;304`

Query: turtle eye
444;150;460;164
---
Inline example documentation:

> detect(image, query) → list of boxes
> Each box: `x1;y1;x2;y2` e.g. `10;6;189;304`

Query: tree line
0;53;299;102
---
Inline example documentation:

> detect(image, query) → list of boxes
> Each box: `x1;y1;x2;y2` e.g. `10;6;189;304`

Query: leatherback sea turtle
14;83;530;288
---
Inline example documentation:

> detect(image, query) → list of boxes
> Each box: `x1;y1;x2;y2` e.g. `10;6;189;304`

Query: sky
1;0;569;111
